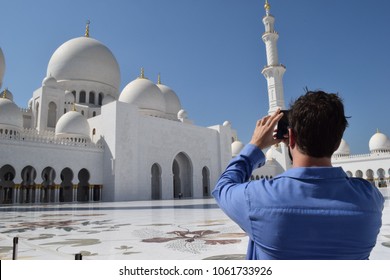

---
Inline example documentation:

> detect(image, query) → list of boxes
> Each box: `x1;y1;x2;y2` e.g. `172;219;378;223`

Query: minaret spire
264;0;271;15
85;20;90;37
261;0;286;114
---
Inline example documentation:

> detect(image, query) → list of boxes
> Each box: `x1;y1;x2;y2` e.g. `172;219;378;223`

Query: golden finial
377;128;380;133
264;0;271;14
157;73;161;84
140;67;145;79
2;88;7;99
72;103;76;111
85;20;90;37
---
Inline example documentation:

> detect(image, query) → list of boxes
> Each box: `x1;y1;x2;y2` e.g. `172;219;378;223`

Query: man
213;91;384;260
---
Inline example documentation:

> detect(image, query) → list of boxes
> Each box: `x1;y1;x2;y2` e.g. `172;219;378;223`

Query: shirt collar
276;166;348;180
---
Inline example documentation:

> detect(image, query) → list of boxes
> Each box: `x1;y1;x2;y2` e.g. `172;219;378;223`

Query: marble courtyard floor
0;188;389;260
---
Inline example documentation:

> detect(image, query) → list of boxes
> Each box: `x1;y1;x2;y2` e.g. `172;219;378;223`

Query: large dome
156;83;181;119
369;131;390;153
333;139;350;156
55;110;90;140
119;78;166;114
0;47;5;88
47;37;120;91
0;98;23;130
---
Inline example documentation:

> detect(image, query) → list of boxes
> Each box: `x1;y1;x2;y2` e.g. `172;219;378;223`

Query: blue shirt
212;144;384;260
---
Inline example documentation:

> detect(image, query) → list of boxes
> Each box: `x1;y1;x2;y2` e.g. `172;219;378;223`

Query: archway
60;168;74;202
0;165;16;204
77;168;90;202
21;166;37;203
202;166;210;197
41;167;56;203
172;152;193;198
47;101;57;128
151;163;162;200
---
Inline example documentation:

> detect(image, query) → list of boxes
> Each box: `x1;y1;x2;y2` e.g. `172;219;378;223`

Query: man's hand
250;109;284;150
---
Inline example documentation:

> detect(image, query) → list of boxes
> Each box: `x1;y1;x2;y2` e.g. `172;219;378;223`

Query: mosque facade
0;2;388;205
0;24;235;204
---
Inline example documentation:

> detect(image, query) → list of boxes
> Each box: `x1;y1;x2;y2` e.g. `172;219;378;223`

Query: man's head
288;90;348;158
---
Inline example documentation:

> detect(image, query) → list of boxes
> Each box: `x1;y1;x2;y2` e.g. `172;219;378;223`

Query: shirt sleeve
212;144;266;236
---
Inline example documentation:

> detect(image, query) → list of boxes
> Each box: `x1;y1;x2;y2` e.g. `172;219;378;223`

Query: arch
0;165;16;204
89;91;95;105
60;168;74;202
41;167;56;203
345;171;353;177
202;166;210;197
21;166;37;203
366;169;374;181
172;152;193;198
77;168;90;202
79;90;86;103
377;168;387;188
47;101;57;128
355;170;363;178
151;163;162;200
98;93;104;106
256;175;260;180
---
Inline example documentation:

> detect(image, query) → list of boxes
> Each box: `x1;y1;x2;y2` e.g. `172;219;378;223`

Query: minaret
261;0;286;114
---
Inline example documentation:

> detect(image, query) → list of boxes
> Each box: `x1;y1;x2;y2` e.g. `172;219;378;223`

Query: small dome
0;88;13;101
42;75;57;87
231;140;244;157
47;37;120;92
55;110;90;140
64;90;75;103
102;94;115;105
28;98;33;109
369;131;390;153
223;121;231;127
119;78;165;114
156;83;181;118
0;98;23;130
334;139;350;156
177;109;187;120
0;47;5;88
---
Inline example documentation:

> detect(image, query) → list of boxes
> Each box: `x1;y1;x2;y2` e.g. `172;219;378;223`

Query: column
54;185;60;203
12;184;21;204
72;184;78;202
35;184;42;203
88;185;94;202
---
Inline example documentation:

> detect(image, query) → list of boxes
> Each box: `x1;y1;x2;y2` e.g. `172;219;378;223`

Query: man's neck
292;152;333;168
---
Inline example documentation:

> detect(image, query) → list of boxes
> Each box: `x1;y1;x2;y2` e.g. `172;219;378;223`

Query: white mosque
0;1;388;205
0;23;237;204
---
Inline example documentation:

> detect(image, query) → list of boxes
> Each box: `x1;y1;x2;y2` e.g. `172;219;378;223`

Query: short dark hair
289;90;348;158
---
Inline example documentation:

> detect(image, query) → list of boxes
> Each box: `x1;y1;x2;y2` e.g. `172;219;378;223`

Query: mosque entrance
151;163;162;200
172;152;193;198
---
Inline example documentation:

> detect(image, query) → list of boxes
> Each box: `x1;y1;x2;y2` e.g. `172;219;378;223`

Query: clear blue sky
1;0;389;154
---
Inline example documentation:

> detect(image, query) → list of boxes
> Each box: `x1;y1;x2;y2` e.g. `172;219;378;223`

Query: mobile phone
276;110;289;139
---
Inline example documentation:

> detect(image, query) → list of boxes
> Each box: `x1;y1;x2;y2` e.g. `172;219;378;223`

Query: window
79;91;86;103
89;91;95;104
